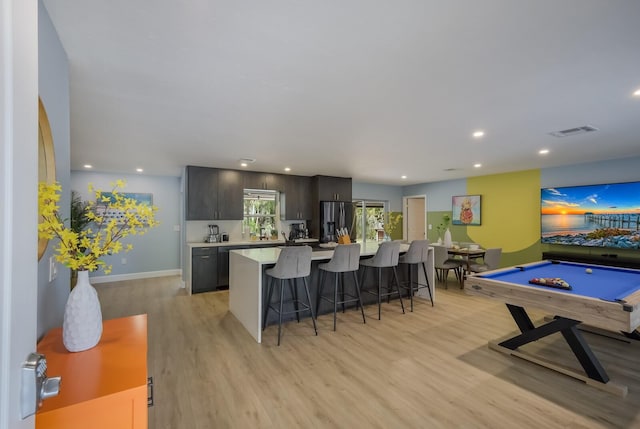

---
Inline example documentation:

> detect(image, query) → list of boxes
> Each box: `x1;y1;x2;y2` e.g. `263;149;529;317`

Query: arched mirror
38;97;56;260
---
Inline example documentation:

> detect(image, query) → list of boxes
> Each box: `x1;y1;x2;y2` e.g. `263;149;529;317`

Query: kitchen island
185;238;318;294
229;242;435;343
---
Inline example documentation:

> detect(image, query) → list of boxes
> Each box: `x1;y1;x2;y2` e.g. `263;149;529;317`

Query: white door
405;196;426;242
0;1;38;428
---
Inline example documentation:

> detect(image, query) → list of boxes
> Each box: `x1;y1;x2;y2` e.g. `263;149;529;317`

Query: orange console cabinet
36;314;148;429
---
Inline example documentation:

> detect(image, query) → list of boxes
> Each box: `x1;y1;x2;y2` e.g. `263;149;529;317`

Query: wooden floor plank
96;275;640;428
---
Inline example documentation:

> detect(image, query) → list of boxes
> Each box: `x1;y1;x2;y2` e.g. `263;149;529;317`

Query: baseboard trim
91;269;183;284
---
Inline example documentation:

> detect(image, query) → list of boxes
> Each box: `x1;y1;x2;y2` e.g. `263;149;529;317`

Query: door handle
21;352;61;419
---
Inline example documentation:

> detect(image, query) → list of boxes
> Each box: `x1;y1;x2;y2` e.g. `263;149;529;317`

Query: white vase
443;228;453;248
63;270;103;352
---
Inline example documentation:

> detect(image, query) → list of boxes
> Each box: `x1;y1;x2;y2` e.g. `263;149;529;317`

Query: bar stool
262;246;317;346
359;241;405;320
316;243;365;331
398;239;433;311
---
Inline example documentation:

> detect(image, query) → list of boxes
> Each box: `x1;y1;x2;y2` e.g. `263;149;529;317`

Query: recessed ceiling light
634;88;640;97
473;163;482;168
539;149;549;155
240;162;248;167
472;130;485;138
83;164;92;169
401;175;407;179
284;167;291;172
136;168;144;173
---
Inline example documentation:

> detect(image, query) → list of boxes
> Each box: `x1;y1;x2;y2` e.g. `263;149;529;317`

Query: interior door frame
402;194;427;242
0;0;38;427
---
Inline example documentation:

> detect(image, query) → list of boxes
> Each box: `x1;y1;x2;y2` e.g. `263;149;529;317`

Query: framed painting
96;192;153;224
452;195;481;226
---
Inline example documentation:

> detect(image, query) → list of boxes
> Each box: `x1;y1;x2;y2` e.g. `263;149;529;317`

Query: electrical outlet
173;224;180;232
121;257;127;265
48;256;57;282
428;224;432;230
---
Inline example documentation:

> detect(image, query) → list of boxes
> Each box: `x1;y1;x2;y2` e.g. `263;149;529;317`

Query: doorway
404;195;426;242
353;200;386;242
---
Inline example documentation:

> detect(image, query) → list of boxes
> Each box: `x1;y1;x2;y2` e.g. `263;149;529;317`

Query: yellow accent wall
466;170;540;253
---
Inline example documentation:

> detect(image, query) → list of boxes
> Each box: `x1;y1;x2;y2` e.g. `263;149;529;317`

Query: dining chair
468;248;502;273
434;245;464;289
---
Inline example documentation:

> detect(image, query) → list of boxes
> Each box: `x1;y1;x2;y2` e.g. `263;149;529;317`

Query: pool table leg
622;330;640;341
501;304;609;384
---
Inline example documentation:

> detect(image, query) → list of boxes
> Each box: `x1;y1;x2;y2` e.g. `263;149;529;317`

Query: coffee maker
205;224;220;243
289;222;308;240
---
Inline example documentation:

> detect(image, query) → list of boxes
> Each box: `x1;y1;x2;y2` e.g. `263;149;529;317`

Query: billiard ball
586;268;593;274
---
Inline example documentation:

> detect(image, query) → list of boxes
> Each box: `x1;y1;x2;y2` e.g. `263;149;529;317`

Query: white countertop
188;238;318;248
230;241;412;265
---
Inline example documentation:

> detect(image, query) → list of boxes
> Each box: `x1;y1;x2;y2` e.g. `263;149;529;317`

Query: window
353;200;386;242
243;190;278;239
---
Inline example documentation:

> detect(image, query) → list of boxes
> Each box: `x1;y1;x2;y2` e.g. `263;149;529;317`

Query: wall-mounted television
541;181;640;249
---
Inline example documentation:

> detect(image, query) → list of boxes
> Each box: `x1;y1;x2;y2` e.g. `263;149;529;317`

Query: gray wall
37;1;71;338
408;156;640;211
541;156;640;188
402;179;467;212
352;182;404;211
70;171;181;278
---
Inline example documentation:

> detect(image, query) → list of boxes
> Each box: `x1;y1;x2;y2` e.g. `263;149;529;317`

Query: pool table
465;260;640;396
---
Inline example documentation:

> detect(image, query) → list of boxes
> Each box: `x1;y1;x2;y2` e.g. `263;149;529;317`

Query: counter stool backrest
366;241;400;267
401;240;430;264
322;243;361;273
268;246;312;279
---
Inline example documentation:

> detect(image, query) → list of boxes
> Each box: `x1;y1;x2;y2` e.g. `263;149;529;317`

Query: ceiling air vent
549;125;598;138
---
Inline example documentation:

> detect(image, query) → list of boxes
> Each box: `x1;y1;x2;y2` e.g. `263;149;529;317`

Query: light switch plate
48;256;57;282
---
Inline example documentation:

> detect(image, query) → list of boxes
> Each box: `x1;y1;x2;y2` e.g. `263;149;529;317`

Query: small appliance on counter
205;224;220;243
289;222;309;241
221;232;229;242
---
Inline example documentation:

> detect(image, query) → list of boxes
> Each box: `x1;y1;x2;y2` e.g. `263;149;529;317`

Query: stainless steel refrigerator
319;201;353;243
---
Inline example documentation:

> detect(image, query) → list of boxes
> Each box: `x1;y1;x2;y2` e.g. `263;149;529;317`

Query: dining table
447;247;486;272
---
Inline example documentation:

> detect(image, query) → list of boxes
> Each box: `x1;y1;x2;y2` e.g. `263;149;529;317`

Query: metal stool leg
340;272;346;313
277;280;285;346
263;276;275;331
392;267;405;314
316;269;326;316
408;264;414;312
352;271;366;324
289;279;300;323
302;277;318;336
333;272;338;331
421;262;434;307
377;267;382;320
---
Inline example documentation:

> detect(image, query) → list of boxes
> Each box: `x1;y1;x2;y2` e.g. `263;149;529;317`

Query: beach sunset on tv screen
541;181;640;249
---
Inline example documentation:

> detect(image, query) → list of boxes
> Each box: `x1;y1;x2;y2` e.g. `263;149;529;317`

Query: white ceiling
42;0;640;185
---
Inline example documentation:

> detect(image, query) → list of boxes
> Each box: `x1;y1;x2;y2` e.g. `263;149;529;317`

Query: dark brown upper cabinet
186;166;243;220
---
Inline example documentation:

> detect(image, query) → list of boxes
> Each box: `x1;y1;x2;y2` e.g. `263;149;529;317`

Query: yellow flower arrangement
384;212;403;240
38;180;159;274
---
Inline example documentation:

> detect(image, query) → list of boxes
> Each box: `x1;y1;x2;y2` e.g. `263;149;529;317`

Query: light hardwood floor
96;276;640;428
